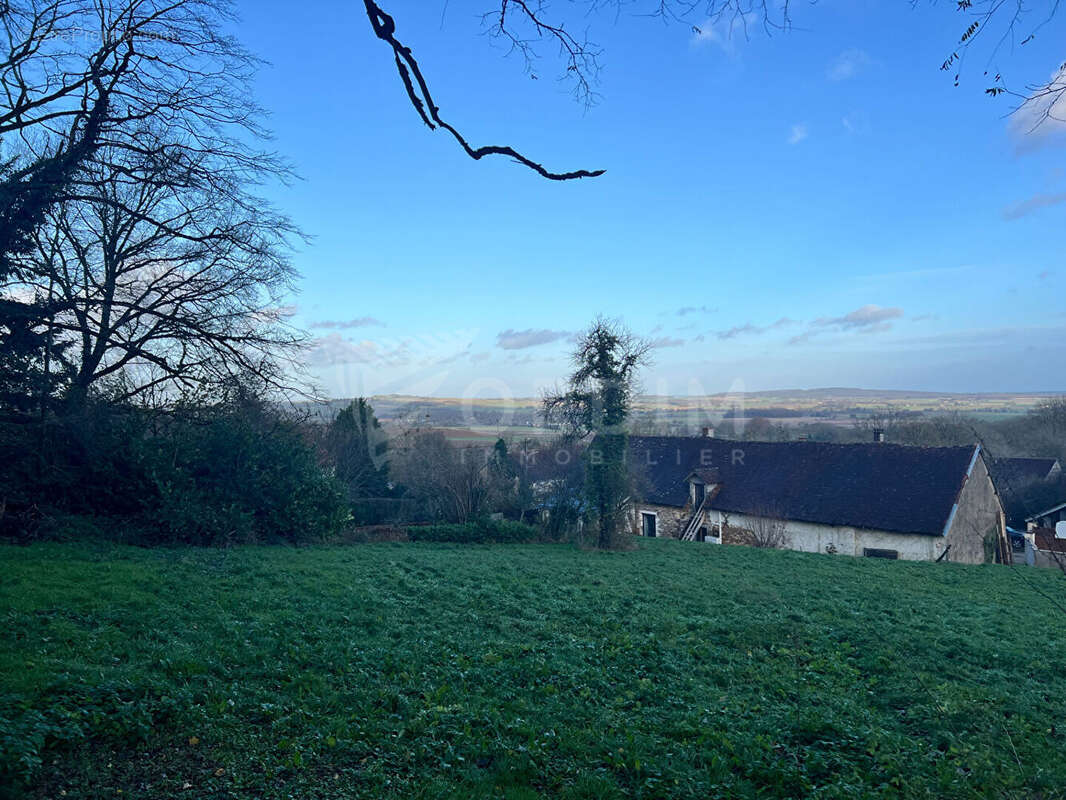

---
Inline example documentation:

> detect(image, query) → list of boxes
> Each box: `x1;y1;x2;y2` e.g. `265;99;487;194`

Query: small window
863;548;898;560
641;512;657;538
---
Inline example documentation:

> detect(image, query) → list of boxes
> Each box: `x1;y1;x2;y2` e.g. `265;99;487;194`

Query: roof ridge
627;433;975;452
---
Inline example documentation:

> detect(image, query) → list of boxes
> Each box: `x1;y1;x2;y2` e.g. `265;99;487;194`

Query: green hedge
405;519;540;544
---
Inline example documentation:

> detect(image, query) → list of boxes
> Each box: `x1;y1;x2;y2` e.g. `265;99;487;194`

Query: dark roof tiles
992;457;1059;487
627;436;978;536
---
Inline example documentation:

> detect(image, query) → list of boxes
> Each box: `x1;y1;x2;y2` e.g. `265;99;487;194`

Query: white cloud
308;328;476;369
789;305;904;345
816;304;904;330
677;304;718;317
650;336;686;349
1001;191;1066;220
309;316;384;329
787;123;808;145
1008;65;1066;153
842;112;871;135
690;14;759;53
717;317;797;340
691;21;726;48
306;334;383;366
495;328;571;350
0;285;39;304
828;48;871;81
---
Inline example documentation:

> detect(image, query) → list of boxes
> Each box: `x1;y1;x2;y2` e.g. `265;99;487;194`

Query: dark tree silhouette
22;145;301;407
543;318;650;548
326;399;391;504
1;0;300;411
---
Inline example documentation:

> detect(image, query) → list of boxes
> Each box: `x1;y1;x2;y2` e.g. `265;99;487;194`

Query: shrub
146;396;348;545
406;519;540;544
1;391;348;546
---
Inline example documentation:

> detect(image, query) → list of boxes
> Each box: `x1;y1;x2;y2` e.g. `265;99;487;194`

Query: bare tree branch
362;0;605;181
368;1;1064;178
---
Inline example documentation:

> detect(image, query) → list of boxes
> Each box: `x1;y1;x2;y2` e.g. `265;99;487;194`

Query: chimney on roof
701;426;714;438
872;428;885;444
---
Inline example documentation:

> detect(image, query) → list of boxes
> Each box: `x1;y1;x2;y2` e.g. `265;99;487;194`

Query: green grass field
3;540;1066;799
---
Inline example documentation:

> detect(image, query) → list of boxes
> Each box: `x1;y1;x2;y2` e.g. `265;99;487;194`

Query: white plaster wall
707;509;947;561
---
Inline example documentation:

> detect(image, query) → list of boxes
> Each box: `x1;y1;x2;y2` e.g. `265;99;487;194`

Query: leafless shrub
391;431;494;523
749;512;789;549
724;508;789;549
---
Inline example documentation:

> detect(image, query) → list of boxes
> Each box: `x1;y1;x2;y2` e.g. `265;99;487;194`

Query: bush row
406;519;541;544
0;395;347;547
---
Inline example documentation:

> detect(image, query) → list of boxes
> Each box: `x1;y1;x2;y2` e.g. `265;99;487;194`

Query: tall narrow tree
326;398;391;509
543;318;650;548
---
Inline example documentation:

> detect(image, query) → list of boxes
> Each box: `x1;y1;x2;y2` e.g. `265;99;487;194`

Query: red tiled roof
1033;528;1066;554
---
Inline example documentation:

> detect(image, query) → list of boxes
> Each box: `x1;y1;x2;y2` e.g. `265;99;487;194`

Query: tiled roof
1033;528;1066;554
992;457;1059;486
991;458;1062;528
628;436;978;536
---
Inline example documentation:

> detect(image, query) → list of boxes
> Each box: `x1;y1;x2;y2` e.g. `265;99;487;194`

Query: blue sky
236;1;1066;398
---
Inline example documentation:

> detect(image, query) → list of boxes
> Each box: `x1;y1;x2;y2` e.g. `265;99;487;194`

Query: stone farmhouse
627;434;1007;564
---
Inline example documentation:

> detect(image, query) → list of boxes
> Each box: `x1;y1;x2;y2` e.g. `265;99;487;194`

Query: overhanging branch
362;0;605;181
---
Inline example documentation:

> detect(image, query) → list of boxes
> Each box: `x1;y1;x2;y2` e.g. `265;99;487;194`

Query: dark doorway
641;512;657;538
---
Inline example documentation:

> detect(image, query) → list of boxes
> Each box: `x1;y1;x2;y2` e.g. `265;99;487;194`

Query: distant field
320;390;1060;435
3;541;1066;798
423;426;556;445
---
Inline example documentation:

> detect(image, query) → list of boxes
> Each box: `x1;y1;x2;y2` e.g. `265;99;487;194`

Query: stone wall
711;510;947;560
629;453;1004;564
631;503;689;539
943;453;1004;565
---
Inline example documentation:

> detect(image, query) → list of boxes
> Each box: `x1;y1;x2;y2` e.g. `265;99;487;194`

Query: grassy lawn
2;540;1066;799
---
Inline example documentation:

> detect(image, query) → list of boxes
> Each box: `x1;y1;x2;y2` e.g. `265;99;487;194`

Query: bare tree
393;431;492;523
364;1;1066;179
2;0;268;268
851;406;908;443
2;0;301;408
1034;397;1066;438
18;140;301;406
1;0;122;273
